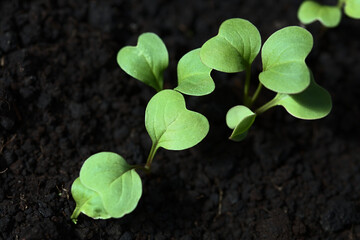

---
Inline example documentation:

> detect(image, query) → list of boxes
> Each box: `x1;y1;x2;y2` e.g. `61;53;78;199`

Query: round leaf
175;49;215;96
78;152;142;219
101;169;142;218
298;1;342;27
277;74;332;120
226;105;256;141
200;18;261;73
71;178;111;223
145;89;209;151
80;152;132;192
117;32;168;91
344;0;360;19
259;26;313;94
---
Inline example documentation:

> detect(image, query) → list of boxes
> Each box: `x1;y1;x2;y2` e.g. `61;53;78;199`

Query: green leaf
298;1;342;27
100;169;142;218
226;105;256;141
71;152;142;221
200;18;261;73
71;178;111;223
276;73;332;120
259;26;313;94
145;89;209;151
344;0;360;19
117;32;168;91
79;152;132;192
175;49;215;96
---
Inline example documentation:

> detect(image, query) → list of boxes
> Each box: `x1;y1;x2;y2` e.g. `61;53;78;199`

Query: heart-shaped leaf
259;26;313;94
344;0;360;19
145;89;209;151
100;169;142;218
175;49;215;96
226;105;256;141
71;152;142;221
276;73;332;120
117;32;168;91
298;1;342;27
200;18;261;73
79;152;132;192
71;178;111;223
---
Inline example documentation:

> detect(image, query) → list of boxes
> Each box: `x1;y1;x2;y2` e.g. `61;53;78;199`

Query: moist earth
1;0;360;239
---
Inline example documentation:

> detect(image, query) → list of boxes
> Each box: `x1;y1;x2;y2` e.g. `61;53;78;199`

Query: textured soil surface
1;0;360;239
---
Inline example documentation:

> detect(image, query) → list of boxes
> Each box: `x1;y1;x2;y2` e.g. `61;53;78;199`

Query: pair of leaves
200;18;331;141
71;90;209;222
200;18;313;95
117;33;214;96
200;18;261;73
117;33;167;92
226;73;332;140
117;34;210;152
298;0;360;28
298;1;342;27
71;152;142;223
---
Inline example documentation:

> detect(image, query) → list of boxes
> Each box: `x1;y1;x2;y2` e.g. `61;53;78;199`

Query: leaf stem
337;0;345;7
71;207;81;224
250;82;263;106
255;93;284;115
132;164;151;174
156;75;164;92
145;143;158;170
243;64;252;106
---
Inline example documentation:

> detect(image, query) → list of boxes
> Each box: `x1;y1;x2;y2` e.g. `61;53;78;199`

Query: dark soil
1;0;360;239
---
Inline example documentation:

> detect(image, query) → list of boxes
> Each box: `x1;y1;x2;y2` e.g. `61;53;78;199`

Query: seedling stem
145;143;158;170
250;82;263;106
243;64;252;106
337;0;346;7
255;93;284;115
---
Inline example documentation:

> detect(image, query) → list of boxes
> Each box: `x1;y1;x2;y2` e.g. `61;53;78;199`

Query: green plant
298;0;360;28
200;18;332;141
71;90;209;223
117;33;215;96
71;32;214;223
71;17;333;222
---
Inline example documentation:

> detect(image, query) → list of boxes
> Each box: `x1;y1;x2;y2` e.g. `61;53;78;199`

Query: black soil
1;0;360;239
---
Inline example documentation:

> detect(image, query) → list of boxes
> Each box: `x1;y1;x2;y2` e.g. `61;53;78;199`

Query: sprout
200;18;332;141
298;0;360;28
71;91;209;223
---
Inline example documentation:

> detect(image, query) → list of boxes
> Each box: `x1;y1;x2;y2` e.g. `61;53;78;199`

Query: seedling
298;0;360;28
200;18;332;141
71;18;333;222
117;33;215;96
71;90;209;223
71;31;215;223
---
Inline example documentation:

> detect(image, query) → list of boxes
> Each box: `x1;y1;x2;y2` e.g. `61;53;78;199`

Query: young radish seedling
71;90;209;223
71;32;214;223
298;0;360;28
117;32;215;96
200;18;332;141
